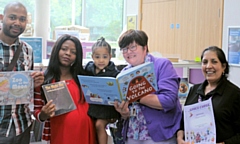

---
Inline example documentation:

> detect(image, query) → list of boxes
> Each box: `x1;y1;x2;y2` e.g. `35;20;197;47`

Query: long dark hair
44;34;86;100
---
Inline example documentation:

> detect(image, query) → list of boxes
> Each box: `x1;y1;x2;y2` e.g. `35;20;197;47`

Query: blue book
78;62;158;105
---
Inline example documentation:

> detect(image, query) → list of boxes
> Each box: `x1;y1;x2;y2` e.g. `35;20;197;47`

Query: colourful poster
20;37;43;63
46;40;55;59
81;41;95;59
228;27;240;65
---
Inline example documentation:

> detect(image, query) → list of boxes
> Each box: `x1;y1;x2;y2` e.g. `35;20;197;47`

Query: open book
0;71;33;105
78;62;158;105
42;81;76;116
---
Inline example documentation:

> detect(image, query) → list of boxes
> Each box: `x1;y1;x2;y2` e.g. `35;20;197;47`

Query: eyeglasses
121;45;137;54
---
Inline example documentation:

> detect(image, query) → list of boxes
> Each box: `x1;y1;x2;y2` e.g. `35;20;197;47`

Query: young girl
34;34;96;144
85;37;120;144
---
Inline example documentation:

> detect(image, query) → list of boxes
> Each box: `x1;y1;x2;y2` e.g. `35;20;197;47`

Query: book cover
0;71;34;105
42;81;76;116
178;78;189;98
178;78;189;108
78;62;158;105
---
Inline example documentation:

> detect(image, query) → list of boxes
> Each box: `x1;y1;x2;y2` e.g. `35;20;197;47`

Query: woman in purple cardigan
114;29;182;144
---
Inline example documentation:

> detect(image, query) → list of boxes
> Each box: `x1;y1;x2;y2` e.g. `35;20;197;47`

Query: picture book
0;71;33;105
42;81;76;116
178;78;189;98
178;78;189;109
78;62;158;105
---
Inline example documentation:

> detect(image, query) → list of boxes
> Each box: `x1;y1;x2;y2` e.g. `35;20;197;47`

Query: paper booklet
78;62;158;105
42;81;76;116
183;99;216;144
0;71;33;105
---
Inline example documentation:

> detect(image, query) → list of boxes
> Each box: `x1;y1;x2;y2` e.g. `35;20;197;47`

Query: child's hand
39;100;56;121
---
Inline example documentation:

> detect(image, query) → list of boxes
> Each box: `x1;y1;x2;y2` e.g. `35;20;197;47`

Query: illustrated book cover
42;81;76;116
178;78;189;98
178;78;190;108
78;62;158;105
0;71;34;105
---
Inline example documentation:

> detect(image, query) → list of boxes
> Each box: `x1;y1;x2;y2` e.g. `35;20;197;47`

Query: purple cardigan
122;54;182;142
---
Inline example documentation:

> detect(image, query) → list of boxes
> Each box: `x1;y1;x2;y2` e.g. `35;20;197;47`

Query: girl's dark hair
118;29;149;52
201;46;229;77
92;37;111;54
44;34;86;100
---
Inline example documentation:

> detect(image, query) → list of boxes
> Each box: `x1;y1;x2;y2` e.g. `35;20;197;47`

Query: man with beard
0;2;44;144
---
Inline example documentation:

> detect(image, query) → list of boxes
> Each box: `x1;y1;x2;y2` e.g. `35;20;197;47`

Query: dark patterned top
0;39;33;136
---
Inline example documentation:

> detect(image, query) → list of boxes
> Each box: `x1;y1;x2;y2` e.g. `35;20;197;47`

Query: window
84;0;124;41
50;0;82;39
1;0;124;42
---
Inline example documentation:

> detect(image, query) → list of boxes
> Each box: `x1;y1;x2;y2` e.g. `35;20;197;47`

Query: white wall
124;0;139;29
222;0;240;86
126;0;139;16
